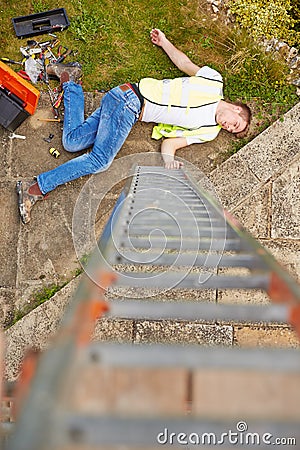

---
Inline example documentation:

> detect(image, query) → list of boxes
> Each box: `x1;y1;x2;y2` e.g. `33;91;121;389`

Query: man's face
216;106;247;134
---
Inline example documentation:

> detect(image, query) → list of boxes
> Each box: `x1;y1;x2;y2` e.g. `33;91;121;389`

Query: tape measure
49;147;60;158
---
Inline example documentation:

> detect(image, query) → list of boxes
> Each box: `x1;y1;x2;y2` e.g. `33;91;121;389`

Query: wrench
9;133;26;139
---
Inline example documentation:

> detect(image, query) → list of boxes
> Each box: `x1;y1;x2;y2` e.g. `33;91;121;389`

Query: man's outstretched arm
150;28;200;76
161;137;187;169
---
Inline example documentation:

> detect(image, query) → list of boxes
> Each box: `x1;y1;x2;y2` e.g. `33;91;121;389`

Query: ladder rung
110;251;267;269
137;166;184;173
133;190;201;197
107;299;285;324
118;236;244;251
124;210;223;220
120;227;235;239
114;272;270;290
128;201;214;210
85;343;300;372
127;216;224;224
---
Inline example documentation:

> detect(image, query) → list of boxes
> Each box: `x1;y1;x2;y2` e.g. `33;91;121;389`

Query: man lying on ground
17;28;251;224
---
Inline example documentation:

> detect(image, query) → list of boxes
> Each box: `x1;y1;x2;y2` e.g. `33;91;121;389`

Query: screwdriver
0;57;23;65
37;118;62;122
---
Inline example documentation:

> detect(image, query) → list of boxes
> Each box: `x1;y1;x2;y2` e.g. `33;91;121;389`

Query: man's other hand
164;160;184;170
150;28;166;47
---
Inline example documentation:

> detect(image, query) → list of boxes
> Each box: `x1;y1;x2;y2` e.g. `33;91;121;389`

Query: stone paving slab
217;289;270;305
271;157;300;239
260;239;300;282
238;104;300;183
193;369;300;420
15;180;86;309
65;366;188;417
93;318;134;343
234;324;300;348
208;152;260;209
230;183;271;238
0;133;11;178
134;320;233;346
0;182;19;288
11;121;65;180
4;276;80;380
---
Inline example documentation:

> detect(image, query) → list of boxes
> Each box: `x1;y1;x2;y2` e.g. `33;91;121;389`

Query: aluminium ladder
2;166;300;450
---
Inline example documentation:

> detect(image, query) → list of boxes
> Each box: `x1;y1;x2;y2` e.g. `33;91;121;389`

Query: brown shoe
46;62;82;83
16;180;47;224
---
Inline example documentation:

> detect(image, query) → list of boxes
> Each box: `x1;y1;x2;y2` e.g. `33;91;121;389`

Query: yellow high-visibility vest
139;76;223;110
139;76;223;141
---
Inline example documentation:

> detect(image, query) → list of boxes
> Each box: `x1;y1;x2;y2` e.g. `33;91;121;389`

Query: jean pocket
125;98;141;120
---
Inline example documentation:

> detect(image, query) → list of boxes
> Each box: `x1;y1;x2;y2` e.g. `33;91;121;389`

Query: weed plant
10;281;68;327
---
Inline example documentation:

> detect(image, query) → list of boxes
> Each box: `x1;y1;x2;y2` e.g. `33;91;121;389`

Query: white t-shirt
141;66;223;145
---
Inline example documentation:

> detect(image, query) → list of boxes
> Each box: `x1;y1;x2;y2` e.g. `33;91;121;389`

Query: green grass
6;254;89;328
0;0;298;144
10;281;68;327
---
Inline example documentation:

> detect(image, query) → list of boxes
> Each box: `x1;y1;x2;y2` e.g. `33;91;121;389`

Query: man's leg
17;86;141;223
62;81;101;152
47;62;100;153
37;87;141;193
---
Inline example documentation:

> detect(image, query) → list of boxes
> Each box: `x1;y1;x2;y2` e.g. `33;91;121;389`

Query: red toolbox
0;61;40;131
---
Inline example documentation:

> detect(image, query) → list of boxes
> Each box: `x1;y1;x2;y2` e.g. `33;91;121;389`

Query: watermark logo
156;421;297;446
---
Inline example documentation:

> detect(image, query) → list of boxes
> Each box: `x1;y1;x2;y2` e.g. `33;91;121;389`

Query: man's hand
164;160;184;170
149;28;200;76
150;28;166;47
161;137;187;170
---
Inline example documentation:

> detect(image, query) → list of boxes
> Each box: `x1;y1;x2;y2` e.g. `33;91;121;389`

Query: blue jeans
37;82;141;194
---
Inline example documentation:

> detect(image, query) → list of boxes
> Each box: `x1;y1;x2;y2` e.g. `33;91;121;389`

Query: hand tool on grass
9;133;26;139
56;46;72;63
49;147;60;158
43;133;54;142
37;118;62;122
0;57;23;65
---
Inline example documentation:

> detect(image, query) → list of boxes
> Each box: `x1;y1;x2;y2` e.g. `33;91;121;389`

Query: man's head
216;100;251;138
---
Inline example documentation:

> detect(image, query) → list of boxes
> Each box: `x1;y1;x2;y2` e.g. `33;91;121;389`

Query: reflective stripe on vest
151;123;221;141
139;76;223;111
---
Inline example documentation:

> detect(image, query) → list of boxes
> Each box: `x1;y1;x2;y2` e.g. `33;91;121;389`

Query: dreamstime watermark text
156;421;296;446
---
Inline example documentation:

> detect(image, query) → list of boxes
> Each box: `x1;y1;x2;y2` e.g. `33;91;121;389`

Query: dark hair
231;101;252;138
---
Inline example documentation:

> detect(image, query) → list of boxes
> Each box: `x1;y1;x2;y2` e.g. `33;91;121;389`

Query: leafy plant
290;0;300;32
199;35;214;49
69;0;101;42
226;0;300;45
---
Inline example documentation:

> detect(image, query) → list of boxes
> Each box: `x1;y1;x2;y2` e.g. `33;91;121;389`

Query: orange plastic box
0;61;40;131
